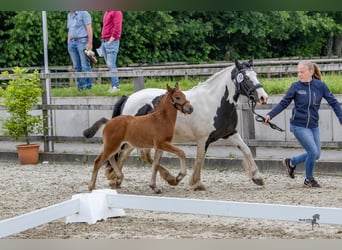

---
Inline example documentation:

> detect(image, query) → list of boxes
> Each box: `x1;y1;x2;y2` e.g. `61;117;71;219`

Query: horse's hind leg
228;133;264;186
107;156;124;189
88;153;107;191
141;149;179;186
105;143;134;182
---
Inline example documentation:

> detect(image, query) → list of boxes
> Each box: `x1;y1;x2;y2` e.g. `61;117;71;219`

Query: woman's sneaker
108;86;120;93
303;178;321;188
282;158;296;179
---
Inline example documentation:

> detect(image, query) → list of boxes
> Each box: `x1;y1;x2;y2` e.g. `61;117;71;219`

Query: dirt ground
1;160;342;239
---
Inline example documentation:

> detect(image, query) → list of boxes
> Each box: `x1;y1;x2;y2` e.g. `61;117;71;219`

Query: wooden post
133;76;144;92
68;65;74;86
240;96;256;157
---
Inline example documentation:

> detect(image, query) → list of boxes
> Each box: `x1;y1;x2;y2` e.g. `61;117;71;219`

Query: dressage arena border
1;189;342;238
1;151;342;175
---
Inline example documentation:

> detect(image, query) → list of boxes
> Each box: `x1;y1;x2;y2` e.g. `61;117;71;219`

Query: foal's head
166;82;194;115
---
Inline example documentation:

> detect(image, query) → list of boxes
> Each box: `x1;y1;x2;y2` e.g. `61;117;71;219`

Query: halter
231;68;263;101
232;66;284;132
169;92;191;114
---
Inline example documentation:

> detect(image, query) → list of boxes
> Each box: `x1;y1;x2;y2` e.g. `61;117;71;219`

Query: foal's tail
83;117;109;138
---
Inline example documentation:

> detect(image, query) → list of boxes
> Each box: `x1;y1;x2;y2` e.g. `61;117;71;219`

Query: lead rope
248;100;285;132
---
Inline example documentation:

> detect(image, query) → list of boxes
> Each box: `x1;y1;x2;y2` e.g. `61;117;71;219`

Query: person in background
101;10;123;93
67;11;93;90
264;60;342;188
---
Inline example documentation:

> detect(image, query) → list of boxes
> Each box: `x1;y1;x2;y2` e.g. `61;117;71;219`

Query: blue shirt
67;11;91;38
268;79;342;128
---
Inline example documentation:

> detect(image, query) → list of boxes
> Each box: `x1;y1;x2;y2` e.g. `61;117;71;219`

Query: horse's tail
112;95;128;118
83;117;109;138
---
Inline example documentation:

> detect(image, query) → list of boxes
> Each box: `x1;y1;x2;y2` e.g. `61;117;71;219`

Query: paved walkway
1;141;341;162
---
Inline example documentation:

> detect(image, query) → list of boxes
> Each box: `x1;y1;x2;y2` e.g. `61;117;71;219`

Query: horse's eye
175;96;180;100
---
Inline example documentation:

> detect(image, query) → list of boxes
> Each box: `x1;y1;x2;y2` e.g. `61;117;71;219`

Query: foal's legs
158;143;187;183
105;144;135;183
89;142;121;191
227;133;264;186
149;143;187;193
149;149;164;193
107;155;124;189
140;148;181;186
88;152;107;191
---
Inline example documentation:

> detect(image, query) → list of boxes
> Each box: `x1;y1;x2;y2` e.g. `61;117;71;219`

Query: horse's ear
235;59;241;69
166;84;172;93
248;58;254;66
174;82;179;90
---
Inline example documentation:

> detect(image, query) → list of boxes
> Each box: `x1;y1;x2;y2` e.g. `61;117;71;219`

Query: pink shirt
101;11;123;40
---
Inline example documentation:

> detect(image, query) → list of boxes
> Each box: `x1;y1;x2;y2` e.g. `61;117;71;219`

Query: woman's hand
264;115;271;125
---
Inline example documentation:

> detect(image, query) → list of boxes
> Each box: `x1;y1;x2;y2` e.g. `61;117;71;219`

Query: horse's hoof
175;173;185;183
109;181;121;189
192;182;206;191
252;178;265;186
154;189;162;194
105;168;116;180
88;184;95;191
149;184;161;194
167;179;178;186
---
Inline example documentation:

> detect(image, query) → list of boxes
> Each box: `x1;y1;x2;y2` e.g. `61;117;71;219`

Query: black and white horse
90;59;269;190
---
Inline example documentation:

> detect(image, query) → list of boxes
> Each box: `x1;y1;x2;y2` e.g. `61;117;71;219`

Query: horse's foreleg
188;141;207;191
228;133;264;186
141;148;178;186
149;149;163;194
158;143;187;185
108;156;124;189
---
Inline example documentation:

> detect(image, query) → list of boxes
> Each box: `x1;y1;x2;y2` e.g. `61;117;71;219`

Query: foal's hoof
88;184;95;191
149;184;162;194
192;182;207;191
165;177;178;186
175;173;185;183
252;178;265;186
105;167;116;180
109;180;121;189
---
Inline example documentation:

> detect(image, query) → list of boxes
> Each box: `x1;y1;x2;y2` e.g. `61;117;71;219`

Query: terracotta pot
16;144;40;165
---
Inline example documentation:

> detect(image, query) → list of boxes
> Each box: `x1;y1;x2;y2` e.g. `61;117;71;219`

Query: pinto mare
97;59;268;191
84;83;193;193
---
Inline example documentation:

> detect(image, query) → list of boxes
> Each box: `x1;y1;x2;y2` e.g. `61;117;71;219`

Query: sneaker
108;86;120;93
303;178;321;188
282;158;296;179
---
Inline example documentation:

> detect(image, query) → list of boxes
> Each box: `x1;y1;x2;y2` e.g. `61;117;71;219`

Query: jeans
68;38;93;90
290;124;321;179
102;40;120;88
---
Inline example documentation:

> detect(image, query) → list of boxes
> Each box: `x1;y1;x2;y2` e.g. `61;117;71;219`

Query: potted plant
0;67;45;164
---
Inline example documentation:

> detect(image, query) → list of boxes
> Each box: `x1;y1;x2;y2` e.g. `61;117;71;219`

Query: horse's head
231;59;268;104
167;82;194;114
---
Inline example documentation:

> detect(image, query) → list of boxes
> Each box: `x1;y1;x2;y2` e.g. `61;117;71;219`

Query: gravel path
1;161;342;239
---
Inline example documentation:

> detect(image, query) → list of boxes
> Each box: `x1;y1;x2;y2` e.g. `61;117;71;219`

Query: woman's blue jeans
102;40;120;88
290;124;321;179
68;38;93;90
